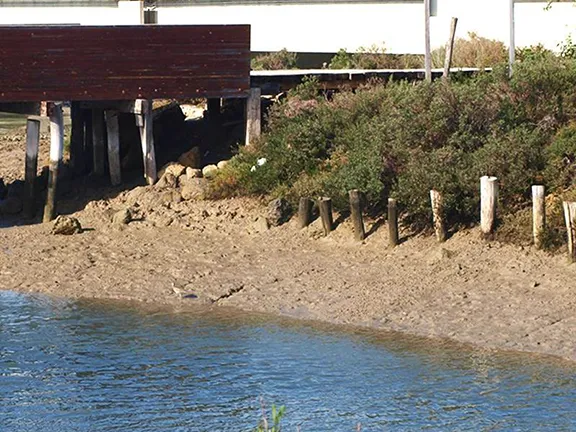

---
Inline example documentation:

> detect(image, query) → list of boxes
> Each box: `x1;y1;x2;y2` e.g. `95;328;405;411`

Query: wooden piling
532;185;545;249
105;110;122;186
430;189;447;242
84;109;94;175
443;17;459;79
23;117;40;218
69;101;85;176
318;197;333;236
388;198;399;248
43;104;63;223
480;176;498;236
424;0;432;83
563;201;576;263
298;197;313;229
349;189;365;241
92;108;106;176
245;87;261;146
138;99;157;185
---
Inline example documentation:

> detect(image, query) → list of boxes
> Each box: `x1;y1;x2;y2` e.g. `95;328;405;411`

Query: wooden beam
245;87;262;146
443;17;458;80
43;104;64;223
23;117;40;219
105;110;122;186
138;99;157;185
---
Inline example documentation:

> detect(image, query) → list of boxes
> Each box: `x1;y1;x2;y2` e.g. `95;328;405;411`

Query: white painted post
532;185;545;249
245;87;262;146
138;99;157;185
480;176;498;236
563;201;576;263
24;117;41;218
105;110;122;186
509;0;515;77
43;104;64;223
424;0;432;83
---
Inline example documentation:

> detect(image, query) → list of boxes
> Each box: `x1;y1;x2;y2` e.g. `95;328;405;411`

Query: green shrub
251;49;298;70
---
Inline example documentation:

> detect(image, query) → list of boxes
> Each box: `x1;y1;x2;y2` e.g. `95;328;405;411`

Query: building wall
0;0;141;25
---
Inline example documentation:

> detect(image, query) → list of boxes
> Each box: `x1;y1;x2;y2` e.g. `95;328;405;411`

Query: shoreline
1;193;575;363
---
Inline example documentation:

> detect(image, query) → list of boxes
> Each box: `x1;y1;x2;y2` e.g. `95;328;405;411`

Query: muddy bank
0;185;575;362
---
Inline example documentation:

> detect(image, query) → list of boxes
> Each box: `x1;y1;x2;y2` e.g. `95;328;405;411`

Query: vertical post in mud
430;189;447;242
43;103;63;223
480;176;498;237
245;87;261;146
92;108;106;176
532;185;545;249
105;110;122;186
318;197;334;236
84;108;93;175
443;17;458;80
349;190;365;241
562;201;576;263
138;99;157;185
388;198;399;248
23;117;41;219
70;102;85;176
298;197;313;229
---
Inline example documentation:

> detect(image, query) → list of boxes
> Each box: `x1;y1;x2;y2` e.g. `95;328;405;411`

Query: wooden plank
43;104;64;223
138;99;157;185
23;118;40;219
0;25;250;102
105;110;122;186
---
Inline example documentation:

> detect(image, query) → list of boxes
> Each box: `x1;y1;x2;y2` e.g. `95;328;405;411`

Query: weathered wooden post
430;189;447;242
245;87;261;146
23;117;40;218
563;201;576;262
532;185;545;249
105;110;122;186
349;189;365;241
388;198;399;248
138;99;157;185
318;197;333;236
509;0;515;77
43;103;64;223
298;197;313;229
69;102;85;176
480;176;498;237
92;108;106;176
443;17;458;80
424;0;432;83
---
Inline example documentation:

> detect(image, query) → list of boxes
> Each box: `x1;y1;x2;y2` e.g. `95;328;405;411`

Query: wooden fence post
480;176;498;236
43;103;64;223
23;117;40;218
388;198;399;248
138;99;157;185
298;197;313;229
105;110;122;186
245;87;261;146
443;17;458;79
92;108;106;176
532;185;545;249
563;201;576;263
349;189;365;241
430;189;447;242
318;197;333;236
424;0;432;83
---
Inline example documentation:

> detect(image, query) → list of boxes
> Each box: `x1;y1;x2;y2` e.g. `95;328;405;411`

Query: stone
267;198;292;226
51;215;82;235
112;209;132;225
181;178;207;201
158;162;186;179
217;160;229;170
0;197;22;215
253;216;270;233
156;172;178;189
185;167;203;179
202;164;219;179
178;147;202;169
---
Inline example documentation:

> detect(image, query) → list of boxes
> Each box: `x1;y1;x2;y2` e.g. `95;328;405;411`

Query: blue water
1;291;575;431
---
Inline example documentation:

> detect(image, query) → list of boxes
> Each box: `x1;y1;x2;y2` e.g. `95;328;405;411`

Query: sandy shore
0;128;575;362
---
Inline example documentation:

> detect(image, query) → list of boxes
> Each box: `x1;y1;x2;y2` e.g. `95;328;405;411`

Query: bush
251;49;298;70
432;32;507;68
209;54;576;247
329;44;423;70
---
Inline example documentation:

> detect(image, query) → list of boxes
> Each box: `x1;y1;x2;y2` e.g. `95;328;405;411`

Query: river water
1;291;575;431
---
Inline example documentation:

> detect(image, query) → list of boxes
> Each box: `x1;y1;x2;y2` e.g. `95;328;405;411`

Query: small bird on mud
171;280;198;299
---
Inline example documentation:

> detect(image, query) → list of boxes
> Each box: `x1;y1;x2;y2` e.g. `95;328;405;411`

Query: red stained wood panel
0;25;250;102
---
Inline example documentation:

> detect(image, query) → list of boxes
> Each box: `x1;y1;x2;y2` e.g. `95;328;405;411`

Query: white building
0;0;575;54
